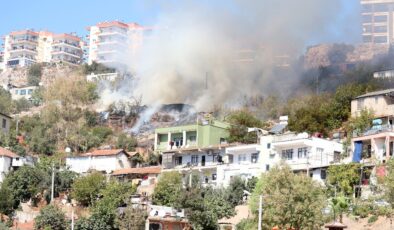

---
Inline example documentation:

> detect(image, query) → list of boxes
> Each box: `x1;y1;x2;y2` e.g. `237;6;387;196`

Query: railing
353;124;394;137
52;40;80;48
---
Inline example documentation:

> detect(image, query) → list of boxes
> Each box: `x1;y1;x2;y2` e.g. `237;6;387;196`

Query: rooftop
77;149;129;157
0;147;19;158
112;166;161;176
355;88;394;99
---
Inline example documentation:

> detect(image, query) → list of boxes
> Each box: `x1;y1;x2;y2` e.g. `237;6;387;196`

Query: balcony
11;38;38;45
52;40;80;49
9;47;37;54
353;124;394;138
52;50;82;59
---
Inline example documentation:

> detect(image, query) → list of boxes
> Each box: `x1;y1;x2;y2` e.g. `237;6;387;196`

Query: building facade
10;86;37;100
155;119;229;186
2;30;83;69
361;0;394;44
87;21;152;67
0;113;11;134
66;149;132;174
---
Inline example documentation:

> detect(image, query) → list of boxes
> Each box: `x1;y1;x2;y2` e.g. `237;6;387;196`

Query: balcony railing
52;40;80;48
353;124;394;137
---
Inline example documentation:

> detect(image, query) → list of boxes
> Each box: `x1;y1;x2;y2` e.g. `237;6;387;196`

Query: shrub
34;205;67;230
71;172;106;206
368;215;378;223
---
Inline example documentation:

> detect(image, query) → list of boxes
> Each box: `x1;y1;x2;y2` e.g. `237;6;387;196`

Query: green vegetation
27;63;43;86
152;171;183;206
248;164;326;230
71;172;106;206
227;109;267;143
327;163;361;196
34;205;67;230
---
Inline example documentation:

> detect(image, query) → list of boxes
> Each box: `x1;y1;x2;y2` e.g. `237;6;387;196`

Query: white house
216;132;343;186
10;86;37;100
66;149;132;174
0;147;19;182
161;146;227;187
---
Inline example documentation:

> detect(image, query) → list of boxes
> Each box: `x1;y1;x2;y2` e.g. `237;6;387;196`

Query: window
173;138;183;148
374;35;388;44
362;14;372;23
228;155;234;164
374;15;387;23
220;138;227;144
191;155;199;165
238;154;247;163
251;152;259;163
282;149;293;160
175;156;182;165
188;135;196;144
266;164;270;171
317;148;324;155
267;143;271;149
321;169;327;180
375;96;379;104
20;89;26;95
363;35;372;43
2;119;6;129
374;3;389;12
297;147;308;158
334;151;341;163
357;99;364;110
212;173;217;181
15;90;19;95
374;25;387;33
28;89;33;95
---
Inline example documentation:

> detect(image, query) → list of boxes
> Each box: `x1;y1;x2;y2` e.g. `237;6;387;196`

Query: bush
71;172;106;206
352;203;372;218
368;215;378;223
34;205;67;230
28;64;43;86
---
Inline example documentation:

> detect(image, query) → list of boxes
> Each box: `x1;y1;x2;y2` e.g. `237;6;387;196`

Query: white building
87;21;152;67
2;30;83;69
161;146;226;187
217;132;343;187
361;0;394;44
86;72;119;82
0;147;19;182
66;149;132;174
10;86;37;100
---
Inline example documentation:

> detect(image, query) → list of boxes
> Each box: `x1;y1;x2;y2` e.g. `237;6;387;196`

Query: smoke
122;0;359;111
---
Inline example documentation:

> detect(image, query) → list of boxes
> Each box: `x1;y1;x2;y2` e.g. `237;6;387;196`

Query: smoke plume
96;1;358;113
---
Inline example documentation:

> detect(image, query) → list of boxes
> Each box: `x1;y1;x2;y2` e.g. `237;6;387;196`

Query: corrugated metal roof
269;123;287;134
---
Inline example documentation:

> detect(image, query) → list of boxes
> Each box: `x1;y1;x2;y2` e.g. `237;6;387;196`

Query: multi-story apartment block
87;21;151;67
51;33;83;65
155;118;230;186
361;0;394;44
2;30;82;69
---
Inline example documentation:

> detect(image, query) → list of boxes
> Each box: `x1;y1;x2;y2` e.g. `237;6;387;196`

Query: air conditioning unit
207;150;213;155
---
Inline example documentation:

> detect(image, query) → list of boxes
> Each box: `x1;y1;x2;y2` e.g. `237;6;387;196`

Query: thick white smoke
124;0;359;111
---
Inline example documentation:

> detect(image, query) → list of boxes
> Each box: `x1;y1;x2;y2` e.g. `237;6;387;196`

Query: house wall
0;156;12;182
0;114;11;134
351;95;394;118
66;153;131;174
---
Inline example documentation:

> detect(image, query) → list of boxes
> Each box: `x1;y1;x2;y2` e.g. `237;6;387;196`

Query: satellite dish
65;147;71;153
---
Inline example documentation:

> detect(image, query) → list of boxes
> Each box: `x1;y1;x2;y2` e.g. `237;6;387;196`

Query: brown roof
0;147;19;158
80;149;129;157
112;166;161;176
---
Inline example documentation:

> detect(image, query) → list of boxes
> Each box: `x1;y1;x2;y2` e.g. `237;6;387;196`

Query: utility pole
258;195;263;230
51;162;55;203
71;208;74;230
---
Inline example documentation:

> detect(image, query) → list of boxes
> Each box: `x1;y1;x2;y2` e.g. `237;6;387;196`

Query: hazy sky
0;0;361;46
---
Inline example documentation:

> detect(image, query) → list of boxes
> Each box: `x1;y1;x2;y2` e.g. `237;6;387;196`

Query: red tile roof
80;149;129;157
53;33;80;41
0;147;19;158
112;166;161;176
10;30;38;36
97;21;129;29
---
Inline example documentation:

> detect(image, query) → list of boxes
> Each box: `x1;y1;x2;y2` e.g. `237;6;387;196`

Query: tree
34;205;67;230
13;98;33;113
2;166;47;207
385;159;394;208
331;195;350;223
0;87;12;114
226;176;246;206
116;205;147;230
71;172;106;206
227;110;265;144
250;164;326;230
177;187;234;230
116;133;138;151
0;185;14;218
27;64;43;86
327;163;361;196
152;171;183;206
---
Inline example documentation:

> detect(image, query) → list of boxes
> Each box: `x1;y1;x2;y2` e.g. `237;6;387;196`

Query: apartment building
87;21;151;67
361;0;394;44
155;118;230;186
2;30;82;69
